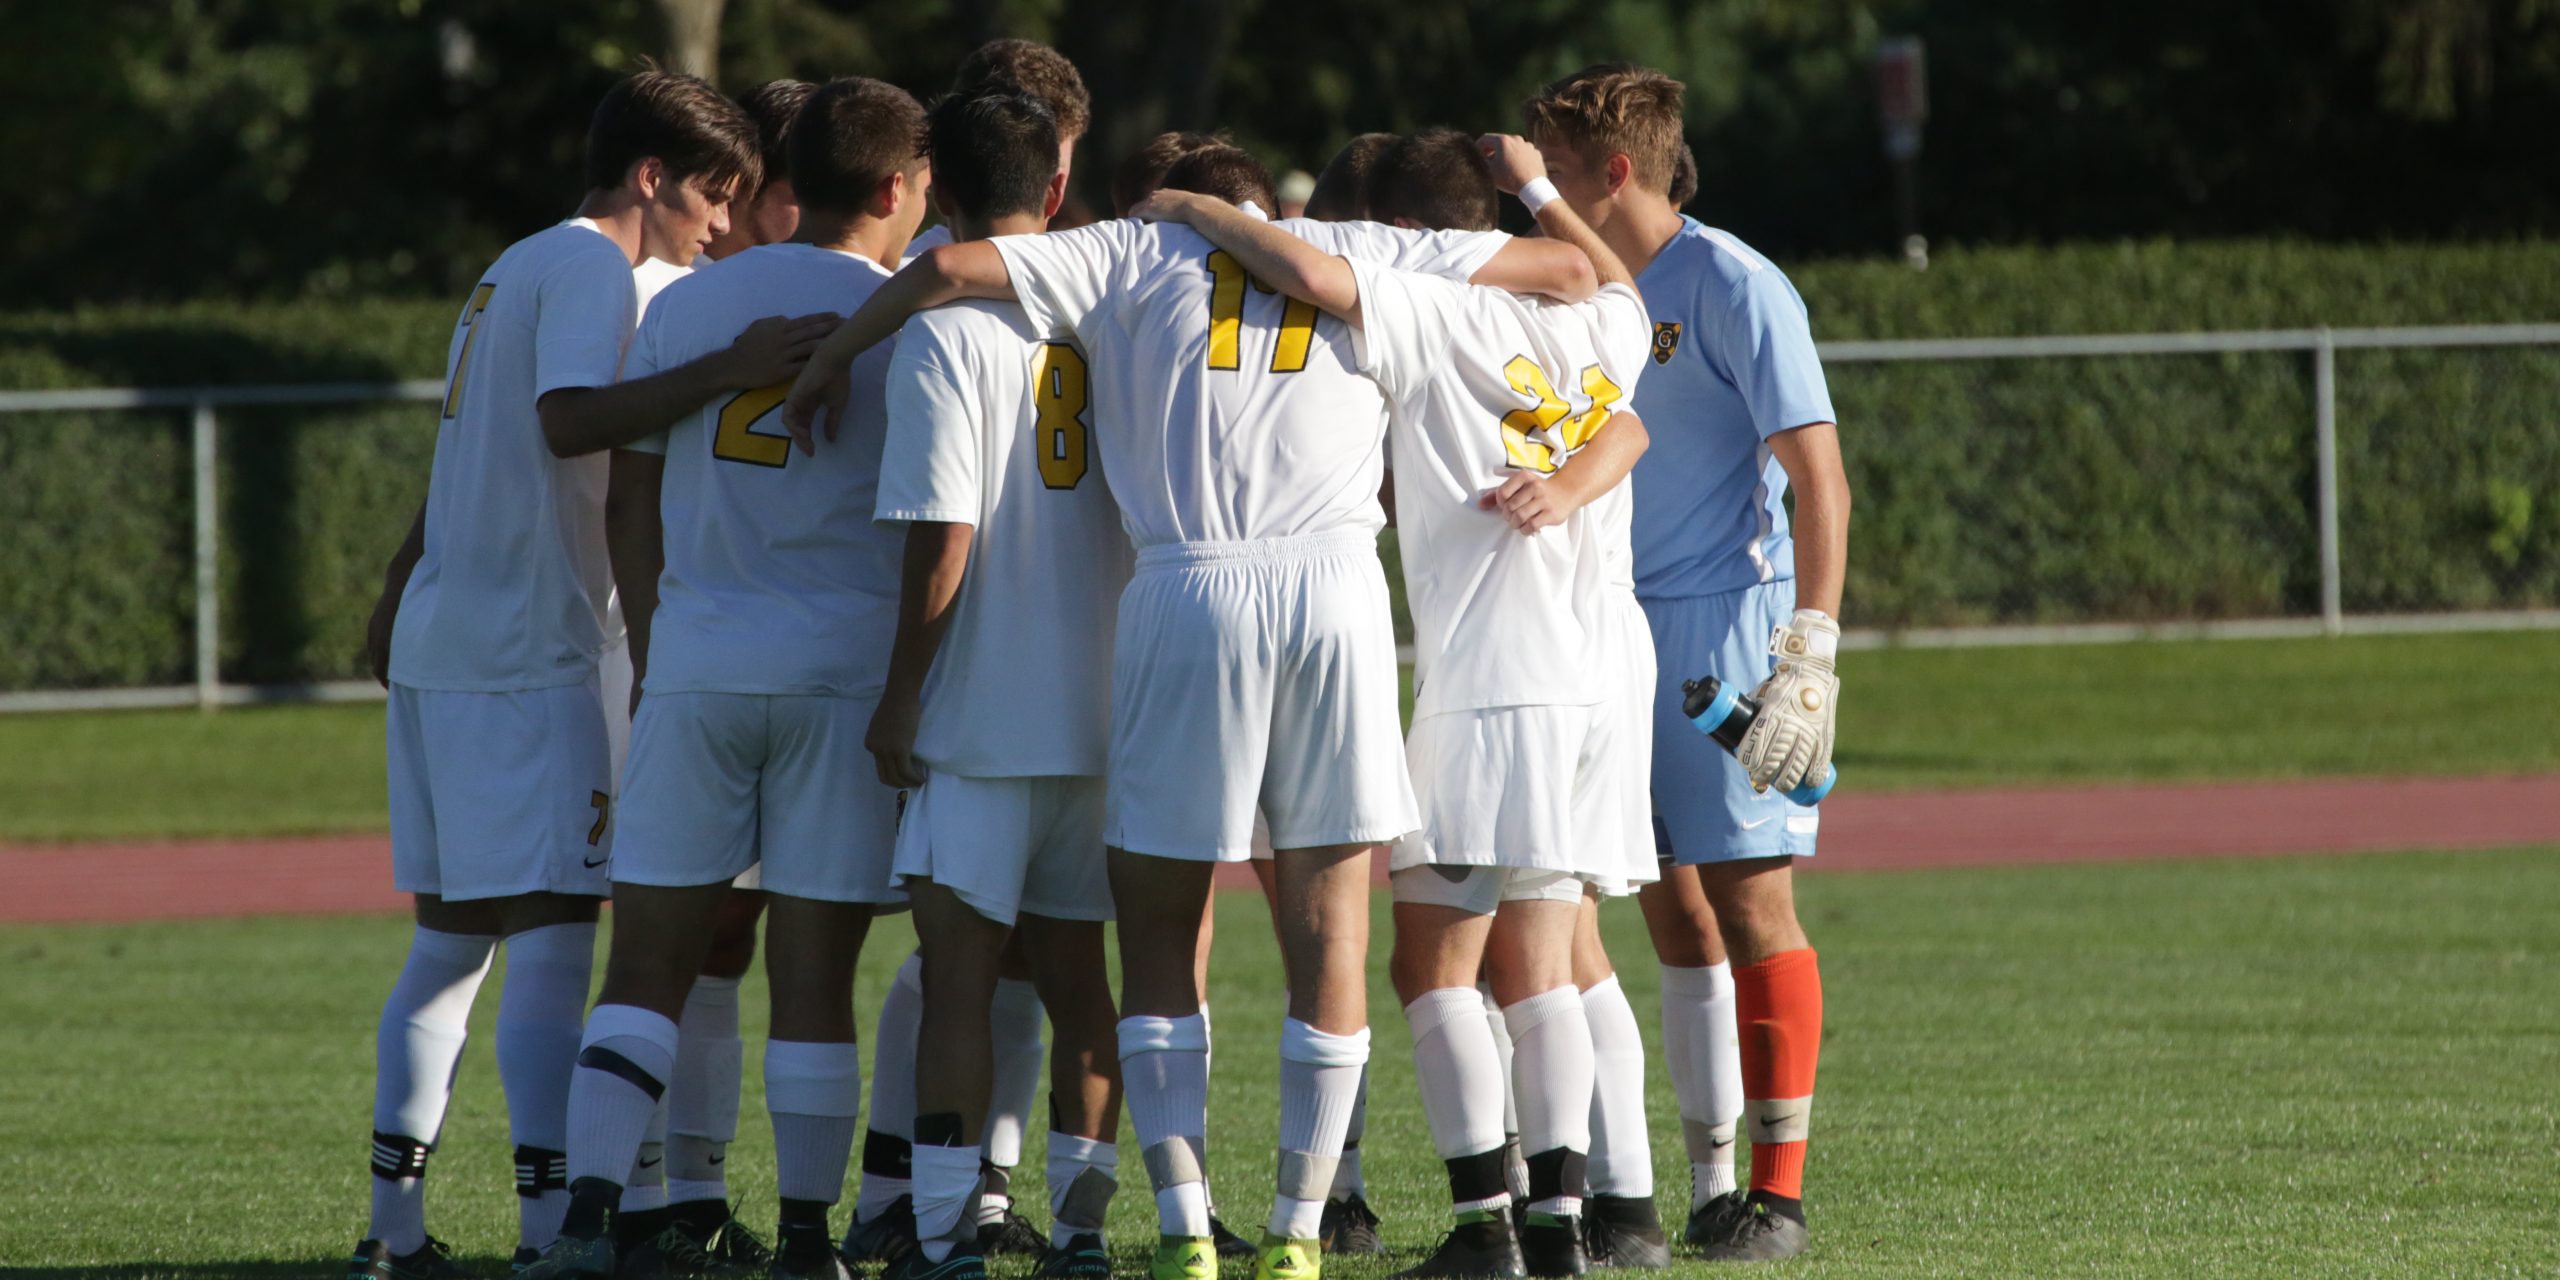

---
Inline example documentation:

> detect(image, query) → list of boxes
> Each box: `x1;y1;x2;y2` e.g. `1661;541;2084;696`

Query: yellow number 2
1205;250;1318;374
442;282;497;419
1031;343;1090;490
712;382;793;468
1499;357;1625;473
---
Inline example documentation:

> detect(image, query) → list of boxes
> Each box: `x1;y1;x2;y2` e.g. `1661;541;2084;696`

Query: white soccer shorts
893;772;1112;926
1584;589;1661;896
1392;702;1618;882
387;677;615;901
1105;530;1418;862
614;691;905;905
1390;864;1589;916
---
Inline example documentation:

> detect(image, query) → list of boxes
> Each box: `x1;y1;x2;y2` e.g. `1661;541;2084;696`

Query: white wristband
1517;177;1563;216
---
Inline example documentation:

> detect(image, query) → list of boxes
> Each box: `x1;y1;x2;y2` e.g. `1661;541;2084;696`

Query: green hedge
3;241;2556;691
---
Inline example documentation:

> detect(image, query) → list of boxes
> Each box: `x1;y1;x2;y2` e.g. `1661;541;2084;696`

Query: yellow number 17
1205;250;1318;374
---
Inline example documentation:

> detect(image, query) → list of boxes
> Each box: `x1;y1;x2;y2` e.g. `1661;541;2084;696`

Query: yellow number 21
1499;357;1624;473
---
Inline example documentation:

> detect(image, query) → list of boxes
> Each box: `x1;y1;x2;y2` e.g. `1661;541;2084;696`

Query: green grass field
4;631;2556;844
1;849;2552;1277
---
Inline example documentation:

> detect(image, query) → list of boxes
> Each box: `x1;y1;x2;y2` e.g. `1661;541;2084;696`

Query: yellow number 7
442;282;497;419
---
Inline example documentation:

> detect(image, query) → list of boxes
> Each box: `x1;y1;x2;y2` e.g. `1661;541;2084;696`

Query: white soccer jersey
1347;261;1652;716
901;222;953;266
391;218;637;692
633;255;692;312
990;217;1506;547
625;242;903;697
875;300;1131;777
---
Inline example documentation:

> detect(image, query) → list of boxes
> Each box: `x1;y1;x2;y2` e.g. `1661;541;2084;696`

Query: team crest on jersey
1651;322;1683;365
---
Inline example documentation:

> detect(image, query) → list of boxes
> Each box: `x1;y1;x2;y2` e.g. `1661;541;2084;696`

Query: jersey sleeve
535;247;641;396
875;318;985;527
990;220;1139;341
1712;269;1836;439
1344;259;1467;403
1588;284;1653;407
1288;219;1508;282
622;431;670;456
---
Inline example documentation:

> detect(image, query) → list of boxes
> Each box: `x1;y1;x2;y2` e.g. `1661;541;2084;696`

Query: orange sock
1734;947;1821;1203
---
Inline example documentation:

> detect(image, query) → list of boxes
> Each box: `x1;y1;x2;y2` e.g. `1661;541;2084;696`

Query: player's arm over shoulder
1469;236;1596;304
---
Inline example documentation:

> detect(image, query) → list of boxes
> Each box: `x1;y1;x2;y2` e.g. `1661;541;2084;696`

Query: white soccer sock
1481;984;1529;1204
1330;1067;1369;1199
666;975;743;1206
981;977;1046;1219
564;1004;678;1192
911;1141;983;1262
1581;975;1655;1200
498;922;595;1249
1505;986;1595;1220
623;1099;668;1215
1120;1013;1212;1238
1269;1019;1369;1242
368;927;497;1253
1046;1132;1119;1248
1661;962;1743;1207
855;953;923;1221
1404;988;1509;1162
766;1039;863;1206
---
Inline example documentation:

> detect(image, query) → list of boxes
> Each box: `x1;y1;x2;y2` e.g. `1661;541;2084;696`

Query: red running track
5;774;2557;925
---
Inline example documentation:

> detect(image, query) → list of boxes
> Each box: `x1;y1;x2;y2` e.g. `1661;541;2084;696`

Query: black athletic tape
371;1131;431;1181
575;1044;667;1101
514;1144;569;1198
862;1129;914;1177
1525;1147;1589;1203
1447;1148;1509;1205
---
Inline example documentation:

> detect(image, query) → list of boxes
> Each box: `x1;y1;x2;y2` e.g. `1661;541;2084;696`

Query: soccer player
512;75;934;1280
350;68;823;1280
782;142;1594;1280
1132;125;1654;1279
1303;132;1396;222
704;79;816;261
859;88;1129;1280
849;39;1097;1265
1524;65;1852;1263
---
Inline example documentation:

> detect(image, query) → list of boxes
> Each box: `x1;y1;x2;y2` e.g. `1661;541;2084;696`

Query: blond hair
1521;63;1685;195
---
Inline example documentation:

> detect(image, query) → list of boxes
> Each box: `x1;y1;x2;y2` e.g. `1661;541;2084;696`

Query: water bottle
1680;675;1838;806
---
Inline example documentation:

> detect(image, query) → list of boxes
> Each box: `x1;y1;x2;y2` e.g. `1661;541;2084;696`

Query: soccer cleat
633;1223;757;1279
512;1233;618;1280
1030;1233;1112;1280
976;1205;1048;1257
1319;1195;1385;1255
1680;1191;1748;1248
881;1240;987;1280
1579;1197;1668;1270
839;1198;917;1267
771;1234;855;1280
1691;1201;1807;1263
1209;1215;1258;1259
1252;1233;1322;1280
1389;1214;1525;1280
1518;1214;1586;1278
513;1247;542;1273
1148;1235;1220;1280
669;1202;774;1272
348;1236;473;1280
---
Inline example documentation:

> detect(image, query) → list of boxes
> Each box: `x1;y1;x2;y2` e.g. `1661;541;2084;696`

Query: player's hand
363;587;399;688
1478;471;1575;534
1476;133;1546;195
1128;189;1210;224
1735;609;1841;795
782;362;850;455
720;313;840;391
865;689;927;789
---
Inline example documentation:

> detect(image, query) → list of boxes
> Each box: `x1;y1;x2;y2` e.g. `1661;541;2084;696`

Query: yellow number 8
1031;343;1090;490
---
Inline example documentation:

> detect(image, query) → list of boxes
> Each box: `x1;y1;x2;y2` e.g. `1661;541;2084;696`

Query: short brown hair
1305;132;1397;221
735;79;816;193
1669;141;1699;207
789;77;927;216
1159;144;1279;215
1521;63;1685;195
584;66;761;195
926;90;1060;221
1112;130;1225;215
1367;129;1498;232
951;39;1091;142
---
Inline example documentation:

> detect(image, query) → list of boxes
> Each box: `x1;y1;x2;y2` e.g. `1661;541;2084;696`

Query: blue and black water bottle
1681;675;1838;806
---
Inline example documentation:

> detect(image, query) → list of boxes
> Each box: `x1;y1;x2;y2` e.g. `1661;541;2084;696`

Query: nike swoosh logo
1709;1137;1735;1151
1738;816;1776;831
582;855;608;868
1761;1112;1796;1128
637;1156;662;1169
707;1153;725;1165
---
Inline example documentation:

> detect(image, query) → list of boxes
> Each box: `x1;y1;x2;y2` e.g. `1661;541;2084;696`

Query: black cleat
1030;1233;1112;1280
1580;1197;1668;1270
880;1240;986;1280
1391;1214;1525;1280
772;1235;853;1280
513;1234;618;1280
348;1236;473;1280
513;1248;541;1274
840;1199;917;1268
668;1201;774;1273
976;1206;1047;1257
1680;1192;1748;1249
1319;1194;1385;1255
1691;1201;1807;1263
1519;1213;1586;1278
1209;1216;1258;1260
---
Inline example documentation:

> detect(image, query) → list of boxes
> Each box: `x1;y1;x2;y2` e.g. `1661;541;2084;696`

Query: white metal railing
4;323;2558;715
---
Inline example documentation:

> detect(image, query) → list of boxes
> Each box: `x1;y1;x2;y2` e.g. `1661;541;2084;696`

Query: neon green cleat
1253;1234;1322;1280
1151;1235;1219;1280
